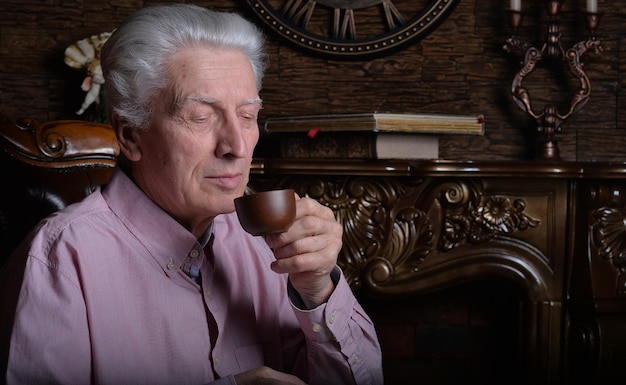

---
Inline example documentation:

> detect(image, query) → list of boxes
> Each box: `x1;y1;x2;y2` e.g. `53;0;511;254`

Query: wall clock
244;0;459;59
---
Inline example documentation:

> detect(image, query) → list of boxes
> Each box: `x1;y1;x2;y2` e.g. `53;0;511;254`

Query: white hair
100;4;267;129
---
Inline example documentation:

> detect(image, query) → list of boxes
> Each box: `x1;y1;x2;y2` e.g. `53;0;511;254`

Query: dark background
0;0;623;162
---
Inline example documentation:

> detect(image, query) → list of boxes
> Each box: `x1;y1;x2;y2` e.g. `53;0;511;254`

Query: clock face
244;0;459;59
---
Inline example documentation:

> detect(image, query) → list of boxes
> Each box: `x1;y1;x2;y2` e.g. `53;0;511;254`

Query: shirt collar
101;169;203;277
198;222;214;248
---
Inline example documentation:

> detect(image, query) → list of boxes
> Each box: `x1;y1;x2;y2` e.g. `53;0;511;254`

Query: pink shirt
0;170;383;385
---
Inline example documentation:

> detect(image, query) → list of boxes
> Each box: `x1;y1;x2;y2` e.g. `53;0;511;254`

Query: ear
112;112;142;162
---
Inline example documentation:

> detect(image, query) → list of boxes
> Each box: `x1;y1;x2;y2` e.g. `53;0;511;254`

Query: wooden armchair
0;113;119;265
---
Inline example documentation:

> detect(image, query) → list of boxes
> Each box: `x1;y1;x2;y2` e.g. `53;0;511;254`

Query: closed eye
189;115;211;123
239;113;256;121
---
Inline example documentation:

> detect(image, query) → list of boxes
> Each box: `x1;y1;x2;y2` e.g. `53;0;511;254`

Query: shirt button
190;249;199;258
329;314;336;324
312;323;322;333
205;289;211;297
351;353;361;364
166;261;176;270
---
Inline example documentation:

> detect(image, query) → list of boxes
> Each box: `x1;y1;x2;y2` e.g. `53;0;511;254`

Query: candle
587;0;597;13
510;0;521;11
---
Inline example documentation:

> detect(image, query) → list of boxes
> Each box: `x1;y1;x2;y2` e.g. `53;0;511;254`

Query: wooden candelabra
503;0;602;160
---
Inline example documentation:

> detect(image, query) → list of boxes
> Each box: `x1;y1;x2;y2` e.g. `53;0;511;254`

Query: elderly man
0;4;383;385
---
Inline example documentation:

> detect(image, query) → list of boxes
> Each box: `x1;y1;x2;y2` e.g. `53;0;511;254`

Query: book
279;131;438;159
264;112;485;136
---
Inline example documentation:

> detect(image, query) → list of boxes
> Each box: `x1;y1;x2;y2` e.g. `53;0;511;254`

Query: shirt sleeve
5;253;92;385
288;266;384;385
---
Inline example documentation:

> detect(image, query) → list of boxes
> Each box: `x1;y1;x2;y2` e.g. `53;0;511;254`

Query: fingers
266;197;340;249
234;366;307;384
264;196;342;307
266;198;342;274
269;233;340;274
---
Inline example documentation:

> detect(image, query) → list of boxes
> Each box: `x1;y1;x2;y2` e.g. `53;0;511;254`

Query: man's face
128;46;261;235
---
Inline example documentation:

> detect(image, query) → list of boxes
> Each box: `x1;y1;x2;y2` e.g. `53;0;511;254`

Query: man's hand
234;366;307;384
265;194;342;308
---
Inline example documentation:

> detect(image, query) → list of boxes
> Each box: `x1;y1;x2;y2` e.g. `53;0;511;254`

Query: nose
215;114;250;159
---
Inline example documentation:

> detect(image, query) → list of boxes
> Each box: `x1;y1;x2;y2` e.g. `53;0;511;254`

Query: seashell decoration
64;31;112;116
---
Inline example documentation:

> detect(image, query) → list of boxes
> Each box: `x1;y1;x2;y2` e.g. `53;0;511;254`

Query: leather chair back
0;114;118;265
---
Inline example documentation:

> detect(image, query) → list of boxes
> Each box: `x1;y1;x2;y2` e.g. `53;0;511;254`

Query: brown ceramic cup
234;189;296;236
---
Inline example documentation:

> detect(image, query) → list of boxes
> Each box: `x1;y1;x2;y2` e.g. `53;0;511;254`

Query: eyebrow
183;96;263;108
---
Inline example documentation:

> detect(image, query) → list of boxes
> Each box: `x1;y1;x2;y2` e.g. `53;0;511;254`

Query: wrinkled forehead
158;46;260;113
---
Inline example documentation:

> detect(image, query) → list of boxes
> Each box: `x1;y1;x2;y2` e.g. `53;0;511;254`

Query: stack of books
261;112;485;160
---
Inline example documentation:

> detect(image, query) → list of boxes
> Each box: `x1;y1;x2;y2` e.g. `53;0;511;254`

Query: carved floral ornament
263;176;542;290
590;184;626;295
442;193;540;251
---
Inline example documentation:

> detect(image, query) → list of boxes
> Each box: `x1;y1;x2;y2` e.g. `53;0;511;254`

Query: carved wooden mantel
248;158;626;384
